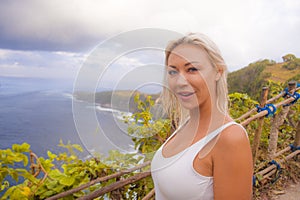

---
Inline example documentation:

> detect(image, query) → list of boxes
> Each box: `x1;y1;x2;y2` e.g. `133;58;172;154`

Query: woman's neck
188;100;229;137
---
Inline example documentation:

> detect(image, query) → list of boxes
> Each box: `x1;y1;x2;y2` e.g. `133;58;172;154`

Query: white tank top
151;121;239;200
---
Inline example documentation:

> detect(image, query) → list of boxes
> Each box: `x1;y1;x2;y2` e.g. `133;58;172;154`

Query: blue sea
0;76;134;159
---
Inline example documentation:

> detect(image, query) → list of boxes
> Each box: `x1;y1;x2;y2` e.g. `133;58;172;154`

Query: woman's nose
176;73;188;86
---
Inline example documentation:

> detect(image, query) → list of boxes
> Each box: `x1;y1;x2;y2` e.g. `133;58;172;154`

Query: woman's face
166;44;218;110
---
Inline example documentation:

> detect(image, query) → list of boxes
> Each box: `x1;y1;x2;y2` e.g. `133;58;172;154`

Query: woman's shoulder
211;122;252;166
215;122;249;151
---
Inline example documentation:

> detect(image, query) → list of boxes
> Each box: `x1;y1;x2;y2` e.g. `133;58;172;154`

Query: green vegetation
282;54;296;62
282;55;300;70
0;140;149;199
228;59;273;99
228;54;300;99
123;94;171;156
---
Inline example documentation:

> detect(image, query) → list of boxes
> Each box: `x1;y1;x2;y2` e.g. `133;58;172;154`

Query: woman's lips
177;91;195;101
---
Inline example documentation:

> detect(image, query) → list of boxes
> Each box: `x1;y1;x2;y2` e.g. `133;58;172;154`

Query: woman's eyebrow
184;61;200;67
168;61;201;68
167;65;177;69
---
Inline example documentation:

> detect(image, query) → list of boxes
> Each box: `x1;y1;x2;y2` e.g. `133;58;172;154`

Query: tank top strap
191;121;238;151
206;121;238;143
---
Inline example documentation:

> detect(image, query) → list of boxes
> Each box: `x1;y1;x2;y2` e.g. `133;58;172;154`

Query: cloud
74;48;165;90
0;49;11;59
0;48;83;78
0;0;261;51
0;0;160;51
0;0;299;75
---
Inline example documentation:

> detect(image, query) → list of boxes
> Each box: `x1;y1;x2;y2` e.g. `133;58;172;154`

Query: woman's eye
168;70;178;75
187;67;198;72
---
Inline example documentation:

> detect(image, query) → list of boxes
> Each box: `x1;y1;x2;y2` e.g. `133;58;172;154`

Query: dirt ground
271;183;300;200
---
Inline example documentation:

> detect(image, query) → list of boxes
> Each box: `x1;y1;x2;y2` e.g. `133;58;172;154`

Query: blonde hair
161;33;229;129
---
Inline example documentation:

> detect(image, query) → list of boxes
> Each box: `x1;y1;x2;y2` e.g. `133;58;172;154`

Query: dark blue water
0;76;88;157
0;76;134;159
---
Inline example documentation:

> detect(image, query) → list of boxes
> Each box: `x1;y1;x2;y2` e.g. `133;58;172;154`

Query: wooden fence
45;81;300;200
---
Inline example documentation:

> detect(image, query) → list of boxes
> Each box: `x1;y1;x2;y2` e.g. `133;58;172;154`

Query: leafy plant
0;141;115;199
123;94;171;158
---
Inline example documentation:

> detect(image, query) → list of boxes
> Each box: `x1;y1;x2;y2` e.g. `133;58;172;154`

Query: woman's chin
179;102;199;111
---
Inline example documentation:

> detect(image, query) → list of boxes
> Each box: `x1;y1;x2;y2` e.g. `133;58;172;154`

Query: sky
0;0;299;82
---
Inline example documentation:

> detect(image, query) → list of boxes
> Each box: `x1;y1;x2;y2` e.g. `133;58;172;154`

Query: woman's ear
215;71;222;81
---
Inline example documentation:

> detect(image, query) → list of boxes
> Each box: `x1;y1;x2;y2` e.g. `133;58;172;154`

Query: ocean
0;76;134;159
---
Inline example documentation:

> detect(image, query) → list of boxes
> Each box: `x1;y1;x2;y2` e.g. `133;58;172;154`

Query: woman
151;33;253;200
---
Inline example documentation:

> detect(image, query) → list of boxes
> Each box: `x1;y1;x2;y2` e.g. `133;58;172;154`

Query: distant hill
228;54;300;99
74;90;160;112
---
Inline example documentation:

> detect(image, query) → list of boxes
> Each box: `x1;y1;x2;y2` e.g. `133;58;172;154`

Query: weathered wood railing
46;82;300;200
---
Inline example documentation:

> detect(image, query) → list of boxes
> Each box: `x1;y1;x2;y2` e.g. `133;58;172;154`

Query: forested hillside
228;53;300;99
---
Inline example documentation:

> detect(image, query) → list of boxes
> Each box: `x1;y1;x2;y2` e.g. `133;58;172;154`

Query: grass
264;63;300;82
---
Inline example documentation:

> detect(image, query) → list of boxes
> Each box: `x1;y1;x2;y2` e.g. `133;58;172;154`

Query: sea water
0;76;134;158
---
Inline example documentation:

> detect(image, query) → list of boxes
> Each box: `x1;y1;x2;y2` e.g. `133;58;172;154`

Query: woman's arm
213;125;253;200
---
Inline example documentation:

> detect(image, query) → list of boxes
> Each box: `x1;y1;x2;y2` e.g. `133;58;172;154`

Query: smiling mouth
177;92;195;98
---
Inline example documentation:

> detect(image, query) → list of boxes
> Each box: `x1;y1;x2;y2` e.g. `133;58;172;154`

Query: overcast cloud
0;0;299;79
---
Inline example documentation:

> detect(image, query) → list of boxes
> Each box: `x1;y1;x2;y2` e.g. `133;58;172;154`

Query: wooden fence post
268;81;296;159
294;121;300;148
292;81;300;148
252;87;268;165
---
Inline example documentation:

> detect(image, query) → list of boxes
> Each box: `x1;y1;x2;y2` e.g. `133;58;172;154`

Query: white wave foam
62;92;73;99
96;105;133;121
